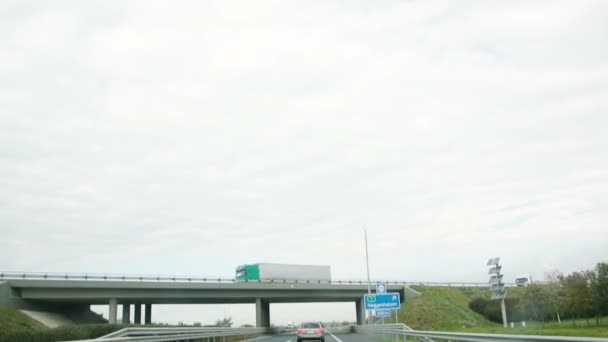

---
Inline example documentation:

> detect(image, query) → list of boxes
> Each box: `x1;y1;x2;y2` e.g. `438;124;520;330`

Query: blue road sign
375;309;391;318
364;293;401;310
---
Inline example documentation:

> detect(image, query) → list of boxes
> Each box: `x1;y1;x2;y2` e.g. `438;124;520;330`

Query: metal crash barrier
355;324;608;342
60;327;268;342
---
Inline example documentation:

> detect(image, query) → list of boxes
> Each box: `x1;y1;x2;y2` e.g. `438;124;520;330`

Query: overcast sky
2;0;607;326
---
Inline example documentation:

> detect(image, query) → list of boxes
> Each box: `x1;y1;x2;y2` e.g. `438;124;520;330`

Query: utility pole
364;229;372;324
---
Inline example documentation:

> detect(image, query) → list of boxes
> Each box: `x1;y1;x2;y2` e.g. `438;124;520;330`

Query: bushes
469;298;489;318
469;261;608;325
468;297;521;323
591;263;608;317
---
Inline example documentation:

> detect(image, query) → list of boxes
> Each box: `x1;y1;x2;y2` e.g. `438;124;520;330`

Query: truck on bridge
235;263;331;283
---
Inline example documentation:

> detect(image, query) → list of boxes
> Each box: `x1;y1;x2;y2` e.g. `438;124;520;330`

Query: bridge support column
109;299;117;324
134;303;142;324
145;304;152;325
122;304;131;324
255;298;270;328
356;298;365;325
263;302;270;328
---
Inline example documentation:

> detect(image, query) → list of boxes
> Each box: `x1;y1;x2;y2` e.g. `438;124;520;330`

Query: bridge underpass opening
269;302;356;327
91;303;154;325
92;304;256;326
91;302;356;327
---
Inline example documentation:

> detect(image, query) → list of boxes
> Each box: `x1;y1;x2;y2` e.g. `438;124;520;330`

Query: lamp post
364;229;372;324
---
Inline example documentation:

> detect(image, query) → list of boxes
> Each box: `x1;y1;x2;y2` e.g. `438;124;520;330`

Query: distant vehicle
235;263;331;282
515;275;531;287
287;322;294;328
297;321;325;342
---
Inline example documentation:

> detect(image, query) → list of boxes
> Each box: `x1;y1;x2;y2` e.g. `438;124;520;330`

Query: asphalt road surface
257;333;376;342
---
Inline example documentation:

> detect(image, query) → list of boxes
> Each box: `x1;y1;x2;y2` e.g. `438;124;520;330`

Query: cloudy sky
1;0;607;325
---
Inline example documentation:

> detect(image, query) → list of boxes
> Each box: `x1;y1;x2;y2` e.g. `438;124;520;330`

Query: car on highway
297;321;325;342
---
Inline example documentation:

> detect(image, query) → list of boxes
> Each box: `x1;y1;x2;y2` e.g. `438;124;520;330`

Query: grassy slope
397;286;608;337
397;286;496;330
0;305;45;331
0;305;125;342
458;324;608;338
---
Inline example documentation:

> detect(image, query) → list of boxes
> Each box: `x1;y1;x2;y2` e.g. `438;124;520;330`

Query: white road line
285;340;292;342
242;337;273;342
329;333;344;342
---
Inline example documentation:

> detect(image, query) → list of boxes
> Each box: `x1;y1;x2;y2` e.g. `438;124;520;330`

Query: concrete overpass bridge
0;273;419;327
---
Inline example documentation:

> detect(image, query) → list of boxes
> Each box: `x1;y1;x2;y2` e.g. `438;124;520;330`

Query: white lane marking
243;337;273;342
285;340;292;342
329;333;344;342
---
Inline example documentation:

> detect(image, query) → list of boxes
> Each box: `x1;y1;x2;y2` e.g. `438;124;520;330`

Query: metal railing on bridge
0;271;517;287
61;326;267;342
356;324;608;342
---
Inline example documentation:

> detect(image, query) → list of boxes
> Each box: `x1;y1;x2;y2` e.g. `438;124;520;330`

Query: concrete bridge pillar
109;299;117;324
134;303;142;324
263;302;270;327
145;304;152;325
122;304;131;324
356;298;365;325
255;298;270;328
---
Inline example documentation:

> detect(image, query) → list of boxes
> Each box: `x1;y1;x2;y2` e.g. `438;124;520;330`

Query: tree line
469;261;608;326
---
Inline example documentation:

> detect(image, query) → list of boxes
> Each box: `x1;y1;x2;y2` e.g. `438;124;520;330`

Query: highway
259;333;373;342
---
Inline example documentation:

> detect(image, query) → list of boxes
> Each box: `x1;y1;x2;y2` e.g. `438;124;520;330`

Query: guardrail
0;272;236;284
0;271;518;287
356;324;608;342
359;323;414;332
61;326;267;342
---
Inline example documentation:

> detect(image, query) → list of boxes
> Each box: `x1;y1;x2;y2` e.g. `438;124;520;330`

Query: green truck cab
236;264;260;282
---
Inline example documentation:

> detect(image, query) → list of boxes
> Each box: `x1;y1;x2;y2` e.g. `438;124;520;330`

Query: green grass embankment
396;286;496;330
456;317;608;338
0;305;45;332
0;305;124;342
394;286;608;337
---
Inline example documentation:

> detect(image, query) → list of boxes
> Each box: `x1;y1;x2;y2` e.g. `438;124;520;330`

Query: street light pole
364;229;372;324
